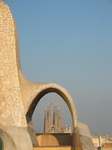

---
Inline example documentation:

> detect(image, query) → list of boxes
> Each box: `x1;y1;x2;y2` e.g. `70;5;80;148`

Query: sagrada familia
0;1;95;150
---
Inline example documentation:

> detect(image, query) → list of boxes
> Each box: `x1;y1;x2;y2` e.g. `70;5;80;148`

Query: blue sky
3;0;112;136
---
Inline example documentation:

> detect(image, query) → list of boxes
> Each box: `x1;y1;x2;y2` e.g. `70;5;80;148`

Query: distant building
91;134;112;150
61;125;72;133
44;103;72;133
44;103;61;133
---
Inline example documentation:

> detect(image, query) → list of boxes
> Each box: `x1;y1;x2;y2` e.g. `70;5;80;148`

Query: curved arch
27;83;78;128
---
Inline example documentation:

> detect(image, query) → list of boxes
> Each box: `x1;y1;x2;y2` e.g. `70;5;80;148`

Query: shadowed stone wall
0;138;4;150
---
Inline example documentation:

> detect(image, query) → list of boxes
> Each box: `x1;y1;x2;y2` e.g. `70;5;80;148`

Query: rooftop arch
27;83;78;128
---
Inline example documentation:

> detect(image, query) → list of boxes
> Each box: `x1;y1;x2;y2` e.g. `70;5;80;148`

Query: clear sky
3;0;112;136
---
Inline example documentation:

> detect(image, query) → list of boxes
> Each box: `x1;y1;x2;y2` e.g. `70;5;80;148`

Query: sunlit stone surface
0;1;94;150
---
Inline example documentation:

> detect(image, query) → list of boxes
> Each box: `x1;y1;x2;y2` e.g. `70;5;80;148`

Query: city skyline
3;0;112;136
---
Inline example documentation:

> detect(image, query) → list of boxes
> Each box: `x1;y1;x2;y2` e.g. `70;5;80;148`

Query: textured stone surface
27;115;39;147
0;126;33;150
0;1;26;127
0;1;94;150
77;122;95;150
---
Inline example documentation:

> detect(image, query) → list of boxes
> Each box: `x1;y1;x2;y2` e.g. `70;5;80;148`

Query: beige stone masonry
0;1;95;150
0;1;26;127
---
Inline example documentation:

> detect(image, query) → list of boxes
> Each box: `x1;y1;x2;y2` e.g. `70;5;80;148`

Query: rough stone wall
77;122;95;150
0;1;26;127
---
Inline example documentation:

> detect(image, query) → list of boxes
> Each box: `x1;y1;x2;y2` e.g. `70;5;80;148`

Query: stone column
0;2;33;150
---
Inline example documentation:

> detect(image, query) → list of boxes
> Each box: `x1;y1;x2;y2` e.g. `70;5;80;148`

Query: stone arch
27;83;78;128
